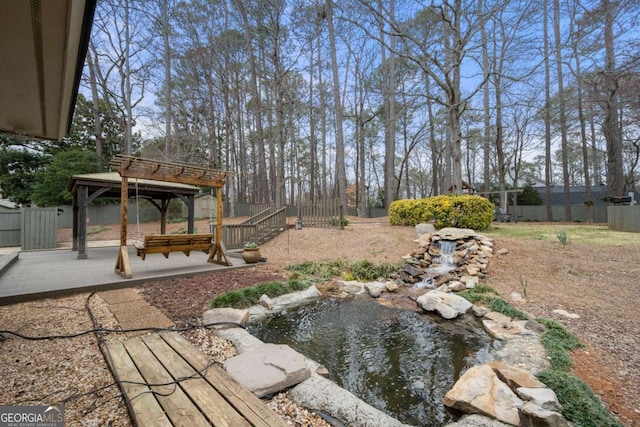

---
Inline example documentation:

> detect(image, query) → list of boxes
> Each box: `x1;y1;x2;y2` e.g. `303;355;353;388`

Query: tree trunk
602;0;624;196
235;0;268;203
326;0;347;209
553;0;572;221
480;0;491;200
161;0;172;158
86;50;103;166
380;0;396;207
543;0;553;221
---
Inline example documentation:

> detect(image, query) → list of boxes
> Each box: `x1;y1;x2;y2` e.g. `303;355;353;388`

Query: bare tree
326;0;348;209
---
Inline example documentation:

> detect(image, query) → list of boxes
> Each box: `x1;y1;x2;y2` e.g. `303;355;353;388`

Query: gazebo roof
68;172;201;200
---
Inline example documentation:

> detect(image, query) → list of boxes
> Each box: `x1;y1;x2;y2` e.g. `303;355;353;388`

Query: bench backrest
144;234;213;249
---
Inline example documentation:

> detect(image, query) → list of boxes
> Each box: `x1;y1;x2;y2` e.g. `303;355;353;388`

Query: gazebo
68;171;201;259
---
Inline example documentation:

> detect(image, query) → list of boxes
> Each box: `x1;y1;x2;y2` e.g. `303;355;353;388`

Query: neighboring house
0;198;17;210
183;193;218;220
532;185;638;206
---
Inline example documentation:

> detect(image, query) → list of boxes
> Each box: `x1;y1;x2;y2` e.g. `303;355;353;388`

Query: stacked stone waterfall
397;227;493;320
400;226;493;291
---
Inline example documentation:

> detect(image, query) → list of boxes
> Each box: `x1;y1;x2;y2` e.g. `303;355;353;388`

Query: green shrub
210;290;248;308
286;261;348;280
536;370;623;427
536;318;583;371
489;298;529;320
459;285;529;320
209;278;314;309
347;259;398;282
329;217;349;227
389;195;494;230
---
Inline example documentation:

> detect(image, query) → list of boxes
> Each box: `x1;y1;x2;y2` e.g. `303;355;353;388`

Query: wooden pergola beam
110;155;229;188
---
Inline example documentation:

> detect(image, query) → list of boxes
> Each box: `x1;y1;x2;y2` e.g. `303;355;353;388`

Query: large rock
491;336;551;374
487;361;545;390
248;286;322;321
482;312;531;340
337;280;366;295
444;414;512;427
416;290;472;319
516;387;561;412
521;402;569;427
202;307;249;329
444;364;523;426
290;374;410;427
435;227;477;240
223;344;310;398
364;281;387;298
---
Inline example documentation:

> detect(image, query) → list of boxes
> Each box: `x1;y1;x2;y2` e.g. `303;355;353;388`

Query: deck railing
223;206;287;249
249;203;274;217
242;205;276;225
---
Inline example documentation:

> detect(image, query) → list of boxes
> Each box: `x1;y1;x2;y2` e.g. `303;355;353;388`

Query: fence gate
0;210;21;247
21;207;58;250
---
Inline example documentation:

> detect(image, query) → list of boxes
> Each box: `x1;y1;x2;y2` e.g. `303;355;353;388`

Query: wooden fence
0;210;21;247
21;207;58;250
298;199;344;228
222;207;287;249
608;205;640;232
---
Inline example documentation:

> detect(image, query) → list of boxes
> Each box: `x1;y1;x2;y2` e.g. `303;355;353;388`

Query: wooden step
105;332;288;427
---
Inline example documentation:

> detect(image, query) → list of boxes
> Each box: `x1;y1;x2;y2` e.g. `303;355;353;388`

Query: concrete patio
0;242;247;305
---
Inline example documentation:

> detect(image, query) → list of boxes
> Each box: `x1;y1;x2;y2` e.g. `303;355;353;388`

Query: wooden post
115;176;132;278
77;185;88;258
160;199;169;234
72;190;78;251
209;188;230;265
187;195;195;234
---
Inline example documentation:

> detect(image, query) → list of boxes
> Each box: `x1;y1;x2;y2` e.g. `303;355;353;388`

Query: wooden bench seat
133;233;214;260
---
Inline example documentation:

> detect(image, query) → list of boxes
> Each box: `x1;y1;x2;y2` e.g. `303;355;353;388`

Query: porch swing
110;155;232;279
130;178;215;261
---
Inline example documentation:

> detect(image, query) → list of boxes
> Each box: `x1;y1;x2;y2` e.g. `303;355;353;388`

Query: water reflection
249;296;492;426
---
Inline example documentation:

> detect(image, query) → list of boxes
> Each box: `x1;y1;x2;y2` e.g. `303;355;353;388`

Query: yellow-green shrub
389;195;494;230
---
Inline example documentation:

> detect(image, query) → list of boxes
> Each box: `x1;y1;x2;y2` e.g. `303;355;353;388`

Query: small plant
329;217;349;227
459;284;529;320
519;276;528;297
244;242;259;249
555;229;569;245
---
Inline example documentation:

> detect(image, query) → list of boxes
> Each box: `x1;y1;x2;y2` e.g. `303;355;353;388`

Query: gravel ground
1;218;638;426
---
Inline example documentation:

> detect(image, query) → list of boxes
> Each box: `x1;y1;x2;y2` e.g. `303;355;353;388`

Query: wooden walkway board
105;332;288;427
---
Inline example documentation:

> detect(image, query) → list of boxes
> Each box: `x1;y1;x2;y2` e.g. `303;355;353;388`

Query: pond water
249;296;493;426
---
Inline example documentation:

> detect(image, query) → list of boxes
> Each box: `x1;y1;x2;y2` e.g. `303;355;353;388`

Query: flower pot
242;247;261;263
